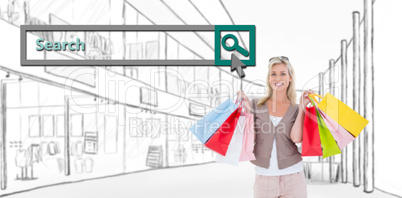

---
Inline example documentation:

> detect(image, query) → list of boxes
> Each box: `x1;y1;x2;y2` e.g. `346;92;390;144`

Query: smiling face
269;63;292;92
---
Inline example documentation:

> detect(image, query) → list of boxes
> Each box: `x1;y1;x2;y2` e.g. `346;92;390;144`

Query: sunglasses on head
269;56;289;62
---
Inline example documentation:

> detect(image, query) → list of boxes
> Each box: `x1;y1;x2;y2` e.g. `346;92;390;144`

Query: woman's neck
270;90;289;113
271;90;289;104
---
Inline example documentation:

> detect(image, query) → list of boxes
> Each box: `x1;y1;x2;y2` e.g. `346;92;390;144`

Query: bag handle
234;92;244;105
240;98;247;115
234;94;239;104
236;98;243;107
308;95;317;107
308;93;323;105
234;94;244;114
234;93;241;104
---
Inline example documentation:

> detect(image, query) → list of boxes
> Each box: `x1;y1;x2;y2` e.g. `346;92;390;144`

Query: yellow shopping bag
312;93;369;137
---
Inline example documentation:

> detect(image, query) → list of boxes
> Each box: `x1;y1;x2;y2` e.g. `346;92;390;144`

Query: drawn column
352;11;362;187
358;7;365;190
328;59;334;183
319;72;324;96
318;71;324;165
1;82;7;190
340;39;348;183
318;71;325;178
64;96;71;176
363;0;374;193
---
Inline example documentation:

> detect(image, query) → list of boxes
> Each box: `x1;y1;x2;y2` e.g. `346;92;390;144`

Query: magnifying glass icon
222;34;249;57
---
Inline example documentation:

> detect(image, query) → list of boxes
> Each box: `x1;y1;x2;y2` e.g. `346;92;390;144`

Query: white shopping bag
215;116;246;165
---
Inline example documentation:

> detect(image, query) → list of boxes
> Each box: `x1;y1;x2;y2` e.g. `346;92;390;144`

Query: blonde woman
237;56;313;198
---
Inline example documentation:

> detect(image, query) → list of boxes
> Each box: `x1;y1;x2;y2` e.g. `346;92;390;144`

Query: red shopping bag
205;104;242;156
301;106;323;156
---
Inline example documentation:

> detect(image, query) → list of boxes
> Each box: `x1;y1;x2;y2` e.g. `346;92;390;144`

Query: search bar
20;25;255;77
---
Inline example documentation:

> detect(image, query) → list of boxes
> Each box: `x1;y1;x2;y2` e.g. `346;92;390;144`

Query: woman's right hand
299;89;315;110
236;90;252;113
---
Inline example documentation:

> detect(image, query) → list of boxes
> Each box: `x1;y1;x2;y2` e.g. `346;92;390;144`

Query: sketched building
0;0;266;195
299;0;402;196
2;0;397;197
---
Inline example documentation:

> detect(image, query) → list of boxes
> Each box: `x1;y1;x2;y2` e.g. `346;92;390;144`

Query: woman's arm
290;89;314;143
237;90;251;113
290;106;305;143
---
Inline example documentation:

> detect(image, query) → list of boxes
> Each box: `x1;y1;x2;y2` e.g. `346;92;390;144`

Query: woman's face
269;63;292;92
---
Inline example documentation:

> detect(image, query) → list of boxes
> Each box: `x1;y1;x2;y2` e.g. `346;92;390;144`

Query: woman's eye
272;73;276;76
281;73;286;76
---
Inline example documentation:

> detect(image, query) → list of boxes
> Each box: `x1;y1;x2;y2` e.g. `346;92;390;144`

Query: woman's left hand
299;89;315;110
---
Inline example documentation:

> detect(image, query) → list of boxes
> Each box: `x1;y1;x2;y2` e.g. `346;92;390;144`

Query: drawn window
146;41;159;59
232;77;239;98
45;67;96;88
42;115;54;137
129;117;143;137
71;114;84;137
178;118;190;142
178;67;194;84
195;67;207;81
167;73;179;95
104;115;118;154
56;115;64;137
128;43;143;59
167;116;177;141
29;115;40;137
220;71;233;97
189;103;206;117
178;79;187;96
150;68;166;91
130;67;139;79
194;85;208;104
145;118;161;139
201;87;209;104
208;67;219;87
124;66;139;79
140;87;158;106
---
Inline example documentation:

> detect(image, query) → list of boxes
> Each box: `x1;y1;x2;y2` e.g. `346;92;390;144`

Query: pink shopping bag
317;108;355;150
239;111;256;161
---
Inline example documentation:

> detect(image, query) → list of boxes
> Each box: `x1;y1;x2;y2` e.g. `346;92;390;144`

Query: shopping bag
316;93;369;137
238;101;256;161
239;112;256;161
311;96;341;159
205;101;243;156
317;108;355;150
189;96;238;144
301;104;323;157
215;116;246;165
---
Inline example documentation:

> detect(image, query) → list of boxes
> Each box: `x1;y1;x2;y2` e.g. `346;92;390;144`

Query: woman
237;56;313;198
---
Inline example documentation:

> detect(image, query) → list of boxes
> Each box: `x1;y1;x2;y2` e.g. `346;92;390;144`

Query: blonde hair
257;57;297;106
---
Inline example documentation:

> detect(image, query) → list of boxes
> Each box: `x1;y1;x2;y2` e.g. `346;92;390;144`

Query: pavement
2;162;399;198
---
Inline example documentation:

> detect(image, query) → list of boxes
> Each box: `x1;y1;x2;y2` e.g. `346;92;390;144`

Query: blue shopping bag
190;97;238;144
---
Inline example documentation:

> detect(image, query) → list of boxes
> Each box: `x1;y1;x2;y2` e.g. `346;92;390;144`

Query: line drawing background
0;0;401;197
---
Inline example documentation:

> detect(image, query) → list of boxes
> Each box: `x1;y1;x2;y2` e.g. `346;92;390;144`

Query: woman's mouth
274;82;284;88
